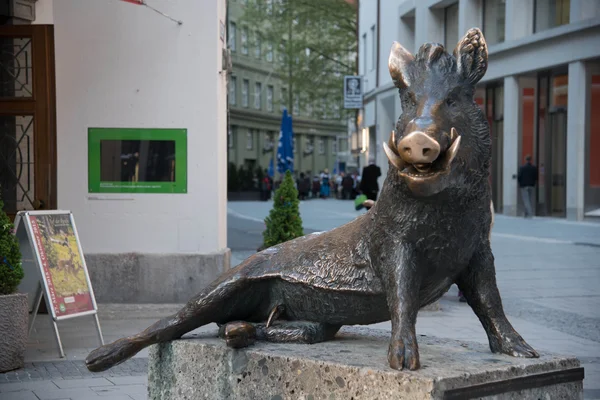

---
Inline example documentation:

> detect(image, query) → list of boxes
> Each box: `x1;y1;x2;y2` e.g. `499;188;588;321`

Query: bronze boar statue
86;28;538;373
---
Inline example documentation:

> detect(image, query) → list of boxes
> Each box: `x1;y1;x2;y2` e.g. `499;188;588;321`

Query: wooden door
0;25;57;221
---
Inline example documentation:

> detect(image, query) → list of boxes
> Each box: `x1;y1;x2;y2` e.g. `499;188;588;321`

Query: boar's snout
397;132;440;165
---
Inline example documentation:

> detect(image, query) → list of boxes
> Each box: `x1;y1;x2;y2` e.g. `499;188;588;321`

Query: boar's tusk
451;127;458;141
383;141;406;171
444;129;461;167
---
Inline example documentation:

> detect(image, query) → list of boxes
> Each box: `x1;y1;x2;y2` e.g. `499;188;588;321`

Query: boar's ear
453;27;488;85
389;41;414;89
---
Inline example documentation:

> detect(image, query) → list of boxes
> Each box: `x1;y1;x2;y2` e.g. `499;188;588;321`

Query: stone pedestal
148;327;584;400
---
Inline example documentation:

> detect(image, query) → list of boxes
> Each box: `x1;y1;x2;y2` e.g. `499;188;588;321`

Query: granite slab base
148;327;584;400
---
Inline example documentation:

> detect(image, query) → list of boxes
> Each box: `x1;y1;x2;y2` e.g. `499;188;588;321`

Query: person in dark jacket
360;157;382;201
517;155;538;218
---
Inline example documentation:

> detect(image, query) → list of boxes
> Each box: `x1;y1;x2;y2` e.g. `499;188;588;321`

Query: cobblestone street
1;199;599;399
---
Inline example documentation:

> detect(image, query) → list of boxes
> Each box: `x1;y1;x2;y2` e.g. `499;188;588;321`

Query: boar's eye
445;97;457;108
401;90;417;108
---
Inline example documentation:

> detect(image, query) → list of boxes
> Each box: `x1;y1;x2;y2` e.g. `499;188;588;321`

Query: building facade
359;0;600;220
1;0;229;303
226;0;354;182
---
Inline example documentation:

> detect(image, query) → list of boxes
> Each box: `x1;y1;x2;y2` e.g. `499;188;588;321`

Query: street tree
238;0;358;121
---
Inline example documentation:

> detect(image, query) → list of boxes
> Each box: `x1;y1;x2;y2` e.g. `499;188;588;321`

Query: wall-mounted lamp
361;128;369;153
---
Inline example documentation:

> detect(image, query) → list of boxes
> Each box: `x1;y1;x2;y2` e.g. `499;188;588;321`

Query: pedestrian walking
320;169;331;198
517;155;538;218
360;157;382;201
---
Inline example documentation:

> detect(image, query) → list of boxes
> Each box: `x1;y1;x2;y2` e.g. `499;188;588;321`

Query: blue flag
268;157;274;178
277;108;294;174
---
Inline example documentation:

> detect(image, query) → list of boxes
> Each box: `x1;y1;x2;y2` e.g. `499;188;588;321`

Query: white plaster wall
32;0;53;24
52;0;228;254
378;0;415;90
359;0;378;94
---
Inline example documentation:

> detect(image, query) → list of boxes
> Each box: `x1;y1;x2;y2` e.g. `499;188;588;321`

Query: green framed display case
88;128;187;194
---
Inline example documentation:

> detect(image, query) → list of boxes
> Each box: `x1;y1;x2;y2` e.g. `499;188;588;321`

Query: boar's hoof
388;336;420;371
223;321;257;349
492;331;540;359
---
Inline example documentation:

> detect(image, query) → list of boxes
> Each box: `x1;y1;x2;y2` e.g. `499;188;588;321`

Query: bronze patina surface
85;28;538;373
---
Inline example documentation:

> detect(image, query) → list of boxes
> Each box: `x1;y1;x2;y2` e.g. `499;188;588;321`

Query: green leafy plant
0;197;23;295
262;170;304;249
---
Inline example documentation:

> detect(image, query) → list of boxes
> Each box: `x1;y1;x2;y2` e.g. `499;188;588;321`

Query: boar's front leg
379;245;421;370
457;243;539;358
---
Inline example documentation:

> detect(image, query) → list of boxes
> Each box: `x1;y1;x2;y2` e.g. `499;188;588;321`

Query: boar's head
385;28;491;197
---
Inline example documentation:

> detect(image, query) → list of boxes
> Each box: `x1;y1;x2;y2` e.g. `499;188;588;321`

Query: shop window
586;74;600;215
550;74;568;109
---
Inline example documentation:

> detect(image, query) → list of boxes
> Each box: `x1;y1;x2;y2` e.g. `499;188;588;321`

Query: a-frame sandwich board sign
14;210;104;358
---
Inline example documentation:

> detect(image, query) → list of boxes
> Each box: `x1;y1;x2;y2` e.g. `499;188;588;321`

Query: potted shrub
0;196;27;372
259;170;304;251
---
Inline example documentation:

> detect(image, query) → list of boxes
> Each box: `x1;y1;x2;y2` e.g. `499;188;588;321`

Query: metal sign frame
344;75;364;109
14;210;104;358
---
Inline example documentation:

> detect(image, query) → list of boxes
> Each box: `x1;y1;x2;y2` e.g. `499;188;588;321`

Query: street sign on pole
343;75;363;109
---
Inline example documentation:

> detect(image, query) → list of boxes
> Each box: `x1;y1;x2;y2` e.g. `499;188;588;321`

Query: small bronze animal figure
86;28;538;373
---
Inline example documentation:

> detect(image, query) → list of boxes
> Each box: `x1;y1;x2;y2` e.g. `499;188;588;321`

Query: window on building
267;85;274;112
229;22;237;52
333;103;340;119
228;126;235;148
241;26;248;55
444;3;459;50
255;32;261;59
281;87;288;110
242;79;249;107
279;39;287;63
293;137;297;153
534;0;570;33
264;132;274;151
247;130;254;150
483;0;506;45
400;15;416;54
306;98;313;116
319;138;325;154
362;33;367;73
254;82;262;109
293;96;300;116
332;139;338;154
229;76;236;105
266;41;273;62
370;25;376;71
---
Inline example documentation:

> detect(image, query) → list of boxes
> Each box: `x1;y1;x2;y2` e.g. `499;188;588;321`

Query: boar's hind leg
85;275;261;372
219;320;341;346
456;244;539;358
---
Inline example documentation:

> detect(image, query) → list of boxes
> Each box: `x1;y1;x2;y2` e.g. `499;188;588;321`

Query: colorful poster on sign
28;214;94;317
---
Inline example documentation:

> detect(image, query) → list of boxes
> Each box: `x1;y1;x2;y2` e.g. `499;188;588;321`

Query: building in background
0;0;229;303
226;0;355;184
359;0;600;221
